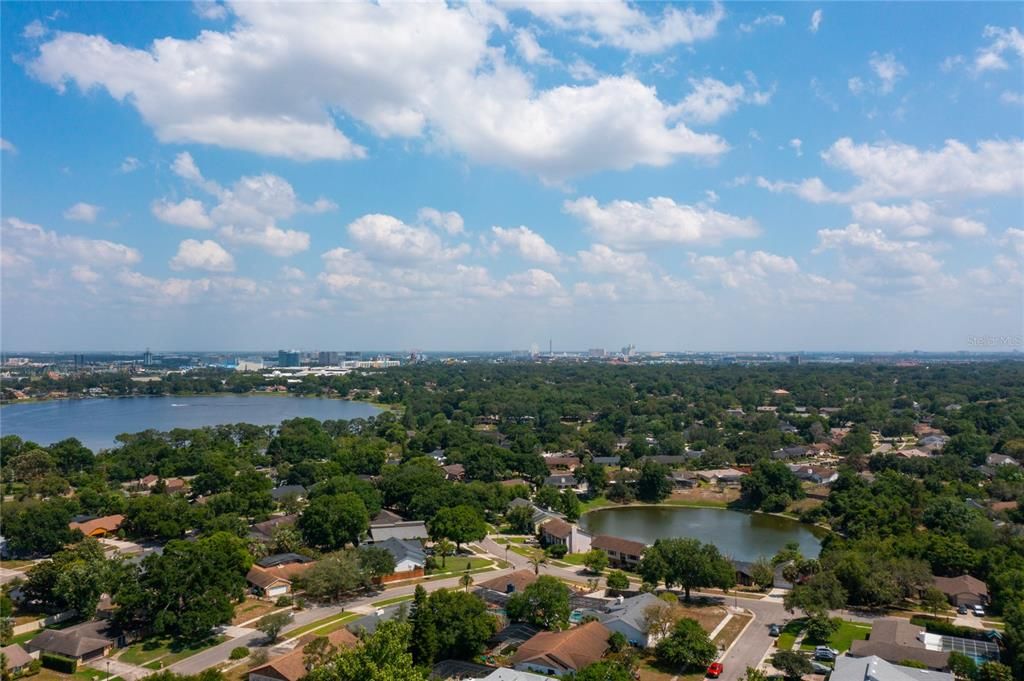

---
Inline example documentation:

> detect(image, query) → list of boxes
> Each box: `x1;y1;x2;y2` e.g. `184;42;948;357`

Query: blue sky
1;1;1022;352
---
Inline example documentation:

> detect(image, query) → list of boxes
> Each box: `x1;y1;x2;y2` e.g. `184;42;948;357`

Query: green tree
920;587;949;618
257;612;293;643
2;499;77;556
606;571;630;592
358;546;397;581
751;557;776;591
534;485;562;511
948;652;978;681
427;505;486;551
576;463;608;496
299;493;369;550
654;618;716;671
583;549;609;574
639;538;735;601
976;662;1012;681
23;539;115;616
307;620;427;681
409;586;438;665
558;491;581;522
772;651;813;680
434;539;455;568
117;532;251;642
125;494;195;540
506;505;535;535
302;550;369;602
409;588;496;664
804;612;840;643
571;661;633;681
637;461;672;503
506;575;571;630
740;460;804;511
741;668;770;681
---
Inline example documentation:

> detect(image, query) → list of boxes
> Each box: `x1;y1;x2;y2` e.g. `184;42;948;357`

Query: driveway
85;657;153;681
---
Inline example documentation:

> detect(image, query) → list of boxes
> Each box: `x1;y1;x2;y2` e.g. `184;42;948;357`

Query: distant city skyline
1;2;1021;351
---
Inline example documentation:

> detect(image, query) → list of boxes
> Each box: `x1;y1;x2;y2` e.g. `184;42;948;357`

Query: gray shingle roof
599;593;666;632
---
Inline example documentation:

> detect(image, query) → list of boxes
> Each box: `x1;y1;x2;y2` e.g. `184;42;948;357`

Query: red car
707;662;723;678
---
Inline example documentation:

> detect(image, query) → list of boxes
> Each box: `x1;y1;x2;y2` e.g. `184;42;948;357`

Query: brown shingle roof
933;575;988;598
251;514;299;538
510;621;610;672
69;514;125;537
250;628;358;681
540;518;572;539
477;570;538;594
848;640;949;670
246;562;314;589
591;535;647;557
0;644;32;669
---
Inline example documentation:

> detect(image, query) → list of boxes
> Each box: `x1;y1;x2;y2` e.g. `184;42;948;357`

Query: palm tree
435;538;455;568
529;553;546;575
459;572;474;592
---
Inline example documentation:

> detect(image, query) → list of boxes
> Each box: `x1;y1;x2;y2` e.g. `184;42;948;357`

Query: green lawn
776;619;807;651
556;553;588;566
372;595;413;607
799;620;870;653
285;612;360;639
117;636;224;667
428;556;492;576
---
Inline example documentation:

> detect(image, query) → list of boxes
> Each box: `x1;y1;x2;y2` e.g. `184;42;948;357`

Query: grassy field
232;598;282;625
284;612;358;639
32;669;122;681
428;556;492;575
117;636;225;667
713;612;753;649
799;620;871;653
372;595;413;607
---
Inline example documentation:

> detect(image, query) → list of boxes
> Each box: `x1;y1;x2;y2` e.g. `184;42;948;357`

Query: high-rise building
318;351;339;365
143;348;153;366
278;349;301;367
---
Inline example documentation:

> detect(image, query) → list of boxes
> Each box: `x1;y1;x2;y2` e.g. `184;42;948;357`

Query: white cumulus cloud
152;198;213;229
489;226;561;265
170;239;235;272
63;202;101;223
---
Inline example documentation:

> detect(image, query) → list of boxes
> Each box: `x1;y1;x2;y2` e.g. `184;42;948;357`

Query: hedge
40;653;77;674
910;616;987;640
230;646;250;660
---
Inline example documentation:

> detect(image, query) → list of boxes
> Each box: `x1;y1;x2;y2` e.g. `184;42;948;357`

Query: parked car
769;624;781;637
958;605;969;615
706;662;723;678
973;605;986;617
814;646;839;661
811;661;833;674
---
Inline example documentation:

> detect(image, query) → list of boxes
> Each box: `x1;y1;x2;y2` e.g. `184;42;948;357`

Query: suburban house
918;435;949;451
163;477;188;494
848;618;949;670
832;655;953;681
248;628;358;681
895;448;932;459
987;453;1020;467
543;473;586;493
786;465;839;485
591;456;620;466
0;644;33;674
370;509;405;526
270;485;306;503
26;620;122;662
369;537;426;582
442;463;466;481
508;498;564;532
499;478;530;488
694;468;747;484
369;520;428;543
249;514;299;542
246;554;315;599
135;474;160;490
477;570;539;595
591;535;646;569
932;575;988;608
539;518;592;554
597;593;667;648
772;446;812;460
732;561;762;587
510;621;611;675
475;669;553;681
544;456;580;472
670;471;697;488
69;514;125;538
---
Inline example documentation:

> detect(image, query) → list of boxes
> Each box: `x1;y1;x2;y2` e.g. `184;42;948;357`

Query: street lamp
106;660;111;681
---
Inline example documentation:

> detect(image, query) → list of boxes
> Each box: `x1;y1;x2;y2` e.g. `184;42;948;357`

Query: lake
579;505;824;561
0;395;383;451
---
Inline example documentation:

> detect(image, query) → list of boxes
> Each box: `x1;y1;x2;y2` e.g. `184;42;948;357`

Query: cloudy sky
2;1;1022;352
